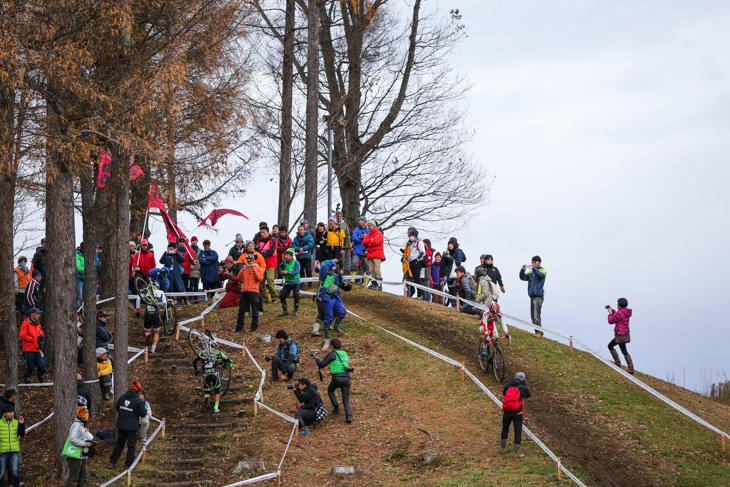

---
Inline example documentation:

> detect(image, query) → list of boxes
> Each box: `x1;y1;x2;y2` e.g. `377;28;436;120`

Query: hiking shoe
250;324;258;332
345;415;353;424
258;311;264;316
234;327;243;334
331;407;341;415
311;420;322;430
108;462;116;470
531;332;544;338
213;407;221;413
514;444;525;458
298;428;310;436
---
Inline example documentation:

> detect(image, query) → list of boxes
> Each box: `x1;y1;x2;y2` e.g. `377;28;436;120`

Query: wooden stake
722;434;726;451
461;362;465;381
276;474;281;487
161;418;166;438
127;471;131;486
254;401;258;417
403;283;408;298
201;317;205;328
242;346;246;359
295;423;299;437
456;299;460;312
570;337;573;357
558;457;562;480
175;324;180;341
144;347;148;364
142;448;146;464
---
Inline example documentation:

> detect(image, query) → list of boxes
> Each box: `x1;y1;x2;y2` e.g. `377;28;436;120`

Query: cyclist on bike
135;284;167;353
479;302;509;356
192;343;232;413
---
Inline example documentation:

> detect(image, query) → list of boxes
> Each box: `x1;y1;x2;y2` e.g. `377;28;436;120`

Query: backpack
502;387;522;411
283;340;301;362
422;246;433;267
467;274;477;293
488;279;500;300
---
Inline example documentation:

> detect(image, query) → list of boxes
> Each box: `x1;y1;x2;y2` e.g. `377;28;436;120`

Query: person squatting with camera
266;330;300;382
314;338;353;424
290;378;328;436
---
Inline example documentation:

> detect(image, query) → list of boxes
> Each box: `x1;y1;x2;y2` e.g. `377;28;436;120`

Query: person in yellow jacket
325;216;345;260
96;348;113;400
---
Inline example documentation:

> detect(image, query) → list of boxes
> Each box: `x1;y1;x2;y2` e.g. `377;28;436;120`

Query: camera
605;305;610;309
344;367;355;373
286;384;296;390
264;356;273;362
310;352;319;357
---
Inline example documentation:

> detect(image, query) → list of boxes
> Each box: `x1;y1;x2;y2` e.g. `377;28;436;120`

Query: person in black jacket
76;375;91;413
293;378;327;435
109;381;147;469
501;372;531;458
95;310;113;350
484;255;505;293
314;338;353;424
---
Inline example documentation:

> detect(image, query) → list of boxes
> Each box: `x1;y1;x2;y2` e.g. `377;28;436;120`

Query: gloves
135;311;141;318
37;335;46;351
194;370;200;376
500;286;505;293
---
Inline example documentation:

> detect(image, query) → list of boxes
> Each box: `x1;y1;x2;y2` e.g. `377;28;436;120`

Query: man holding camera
267;330;299;382
314;338;353;424
519;256;547;337
233;252;264;333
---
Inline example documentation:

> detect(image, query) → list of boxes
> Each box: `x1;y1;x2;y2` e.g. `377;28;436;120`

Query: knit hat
448;237;458;247
191;236;198;242
76;406;89;421
275;330;288;340
225;256;234;263
95;347;107;357
203;239;211;245
130;381;143;393
129;241;136;246
515;372;526;382
532;255;541;263
358;216;367;223
235;233;244;242
409;228;418;237
329;215;337;222
32;270;41;278
480;254;488;260
245;240;254;248
41;237;46;243
434;252;441;258
18;256;27;263
367;219;378;227
285;248;296;255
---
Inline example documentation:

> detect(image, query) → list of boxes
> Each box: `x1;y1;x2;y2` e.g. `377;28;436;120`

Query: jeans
530;296;544;333
76;277;84;310
24;351;46;379
109;428;138;468
328;375;352;416
0;452;20;487
343;249;353;272
65;456;87;487
271;356;297;380
187;277;200;294
501;413;524;444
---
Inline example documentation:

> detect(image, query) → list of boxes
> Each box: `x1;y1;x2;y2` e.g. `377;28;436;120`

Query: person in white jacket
63;406;95;486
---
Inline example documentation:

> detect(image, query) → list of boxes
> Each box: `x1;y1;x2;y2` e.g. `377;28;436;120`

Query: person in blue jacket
198;240;220;299
291;225;315;287
148;268;170;292
351;216;370;280
319;259;348;338
159;242;186;299
519;256;547;337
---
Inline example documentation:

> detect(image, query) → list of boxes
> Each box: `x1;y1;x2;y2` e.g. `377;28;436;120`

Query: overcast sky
63;0;730;392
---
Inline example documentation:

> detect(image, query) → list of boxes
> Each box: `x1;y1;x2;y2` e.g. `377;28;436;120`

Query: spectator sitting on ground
137;391;152;442
268;330;298;382
292;378;327;436
97;348;113;401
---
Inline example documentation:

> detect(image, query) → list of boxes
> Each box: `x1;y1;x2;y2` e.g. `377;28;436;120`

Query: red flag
159;208;195;261
96;151;112;188
147;184;166;211
197;209;249;228
129;161;145;181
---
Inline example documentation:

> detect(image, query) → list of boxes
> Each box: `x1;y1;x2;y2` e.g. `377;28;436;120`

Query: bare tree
303;0;320;225
277;0;295;228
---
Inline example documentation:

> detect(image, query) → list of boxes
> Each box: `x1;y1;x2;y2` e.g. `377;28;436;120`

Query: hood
121;389;139;401
620;308;632;318
507;378;523;387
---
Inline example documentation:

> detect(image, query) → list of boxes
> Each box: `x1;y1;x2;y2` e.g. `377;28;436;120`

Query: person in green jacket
278;248;301;317
314;338;353;424
0;403;25;487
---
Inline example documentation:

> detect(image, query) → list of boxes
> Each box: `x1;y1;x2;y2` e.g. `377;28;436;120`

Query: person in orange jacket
234;252;264;333
19;308;45;383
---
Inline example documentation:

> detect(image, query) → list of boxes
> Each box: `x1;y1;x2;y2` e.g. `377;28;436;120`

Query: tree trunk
80;159;103;414
277;0;295;229
130;155;150;235
303;0;320;225
0;84;18;394
96;161;115;298
46;110;77;480
111;142;130;400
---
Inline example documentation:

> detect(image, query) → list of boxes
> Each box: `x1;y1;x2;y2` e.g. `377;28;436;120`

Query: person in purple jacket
606;298;634;374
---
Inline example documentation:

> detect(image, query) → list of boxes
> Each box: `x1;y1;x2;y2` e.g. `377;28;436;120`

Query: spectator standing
422;238;434;302
300;219;316;240
252;222;267;244
255;227;278;303
228;234;246;261
351;217;370;280
278;249;301;317
95;310;113;351
335;211;352;273
455;266;477;314
233;253;264;333
292;225;314;286
76;374;91;412
443;238;466;308
474;254;488;278
325;216;345;261
188;237;202;298
0;391;16;417
402;229;426;299
75;242;101;311
362;220;384;290
31;237;47;278
19;308;45;383
314;222;328;267
13;256;31;313
198;240;220;299
63;406;94;487
23;271;42;316
314;338;353;424
176;237;192;300
431;252;443;304
519;256;547;337
109;381;147;470
160;242;186;298
0;403;24;487
607;298;634;374
484;255;505;294
500;372;531;458
269;330;298;381
275;226;292;269
131;240;156;276
135;230;153;251
271;224;280;239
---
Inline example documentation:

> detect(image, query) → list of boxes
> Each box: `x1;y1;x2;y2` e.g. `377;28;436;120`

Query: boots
334;316;345;334
324;322;333;339
312;319;322;337
500;439;507;454
278;305;289;317
102;386;111;401
624;354;634;375
293;304;299;317
610;349;622;367
514;444;524;458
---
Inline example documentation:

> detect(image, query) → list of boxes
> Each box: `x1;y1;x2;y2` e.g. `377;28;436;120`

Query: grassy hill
15;285;730;486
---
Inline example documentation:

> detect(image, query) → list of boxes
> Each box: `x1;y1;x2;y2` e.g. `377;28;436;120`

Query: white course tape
389;280;729;442
222;472;280;487
98;419;164;487
26;411;54;433
255;400;297;424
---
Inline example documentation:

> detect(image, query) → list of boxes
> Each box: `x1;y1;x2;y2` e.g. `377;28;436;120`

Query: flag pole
136;206;150;267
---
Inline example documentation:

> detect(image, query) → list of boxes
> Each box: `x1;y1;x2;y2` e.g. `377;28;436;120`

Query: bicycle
137;276;177;335
477;335;510;382
191;329;232;395
161;304;177;336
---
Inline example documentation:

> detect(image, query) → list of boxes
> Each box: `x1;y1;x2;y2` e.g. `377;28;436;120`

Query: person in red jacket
131;240;156;276
255;227;278;303
19;308;46;383
362;220;385;290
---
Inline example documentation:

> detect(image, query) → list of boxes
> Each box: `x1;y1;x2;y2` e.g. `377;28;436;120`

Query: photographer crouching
266;330;299;382
291;378;328;435
314;338;353;424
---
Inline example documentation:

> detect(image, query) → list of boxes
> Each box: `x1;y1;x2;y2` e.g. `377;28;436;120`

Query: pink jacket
608;308;632;335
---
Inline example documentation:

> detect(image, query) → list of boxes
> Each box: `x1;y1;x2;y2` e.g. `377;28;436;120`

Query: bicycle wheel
477;338;489;372
219;361;231;396
492;346;506;383
189;328;206;358
162;305;177;336
135;278;156;306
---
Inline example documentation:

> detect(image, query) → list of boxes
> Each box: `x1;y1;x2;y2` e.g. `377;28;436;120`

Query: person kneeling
292;378;328;435
314;338;353;424
267;330;299;382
